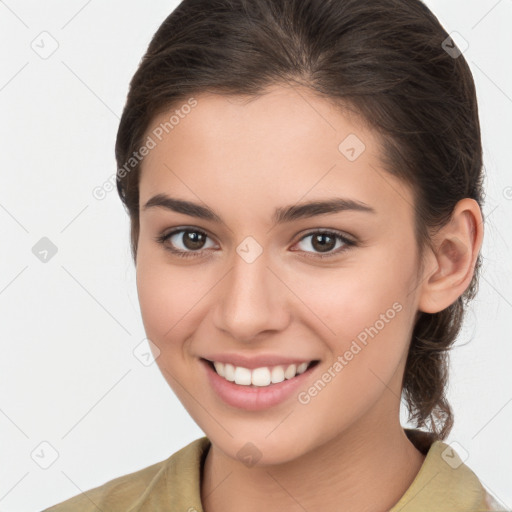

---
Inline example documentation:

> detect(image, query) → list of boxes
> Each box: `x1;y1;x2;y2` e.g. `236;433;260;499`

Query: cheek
292;271;413;429
135;251;202;351
289;249;417;384
292;259;413;341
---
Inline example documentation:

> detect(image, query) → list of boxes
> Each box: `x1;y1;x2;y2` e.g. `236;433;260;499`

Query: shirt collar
164;430;494;512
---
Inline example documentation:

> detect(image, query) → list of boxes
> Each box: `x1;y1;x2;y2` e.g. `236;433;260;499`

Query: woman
44;0;505;510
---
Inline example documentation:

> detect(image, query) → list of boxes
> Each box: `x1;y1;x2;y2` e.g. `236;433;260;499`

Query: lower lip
201;359;318;411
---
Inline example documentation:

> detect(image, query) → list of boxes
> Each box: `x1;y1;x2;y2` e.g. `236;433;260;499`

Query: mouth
201;358;321;388
201;356;322;411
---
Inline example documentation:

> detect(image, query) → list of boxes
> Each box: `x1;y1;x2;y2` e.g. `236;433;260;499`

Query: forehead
144;85;371;165
139;85;414;223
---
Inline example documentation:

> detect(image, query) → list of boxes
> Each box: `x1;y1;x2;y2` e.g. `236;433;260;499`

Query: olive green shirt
43;429;506;511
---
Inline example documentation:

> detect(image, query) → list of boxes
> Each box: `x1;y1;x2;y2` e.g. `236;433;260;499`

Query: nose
212;249;290;342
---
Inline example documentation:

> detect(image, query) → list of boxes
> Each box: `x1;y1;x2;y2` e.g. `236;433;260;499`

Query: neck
201;410;426;512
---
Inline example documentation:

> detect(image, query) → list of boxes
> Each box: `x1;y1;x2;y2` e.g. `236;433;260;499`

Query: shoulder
392;431;506;511
42;437;211;512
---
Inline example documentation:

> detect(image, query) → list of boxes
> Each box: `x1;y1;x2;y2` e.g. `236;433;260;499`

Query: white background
0;1;511;510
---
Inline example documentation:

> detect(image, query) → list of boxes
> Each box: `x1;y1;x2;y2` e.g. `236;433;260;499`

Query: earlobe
418;199;483;314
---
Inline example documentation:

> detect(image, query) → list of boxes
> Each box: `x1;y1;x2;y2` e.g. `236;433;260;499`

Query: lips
201;357;321;410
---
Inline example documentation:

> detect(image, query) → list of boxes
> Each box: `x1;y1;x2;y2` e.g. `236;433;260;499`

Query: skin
135;84;483;512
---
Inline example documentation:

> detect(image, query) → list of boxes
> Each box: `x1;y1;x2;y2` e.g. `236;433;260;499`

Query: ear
417;198;484;314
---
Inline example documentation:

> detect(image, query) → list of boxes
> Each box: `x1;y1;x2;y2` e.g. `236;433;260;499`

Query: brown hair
115;0;484;440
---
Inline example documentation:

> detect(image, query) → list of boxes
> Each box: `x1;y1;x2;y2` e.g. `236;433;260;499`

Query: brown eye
310;233;336;253
155;228;216;258
293;230;356;259
180;230;207;250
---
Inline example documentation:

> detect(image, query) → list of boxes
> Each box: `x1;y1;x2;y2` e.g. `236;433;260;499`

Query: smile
204;359;319;387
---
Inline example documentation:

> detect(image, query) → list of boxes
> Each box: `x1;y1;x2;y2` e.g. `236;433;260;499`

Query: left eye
293;231;355;258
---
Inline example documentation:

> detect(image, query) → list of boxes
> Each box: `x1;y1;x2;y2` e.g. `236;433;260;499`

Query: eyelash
154;228;357;260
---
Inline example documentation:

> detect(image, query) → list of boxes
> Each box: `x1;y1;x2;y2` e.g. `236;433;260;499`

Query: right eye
154;228;217;258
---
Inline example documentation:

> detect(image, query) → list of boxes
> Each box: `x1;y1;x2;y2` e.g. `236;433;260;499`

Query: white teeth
297;362;308;374
251;367;271;386
271;365;285;383
210;360;314;387
213;361;225;377
284;364;297;380
224;363;235;381
234;366;252;385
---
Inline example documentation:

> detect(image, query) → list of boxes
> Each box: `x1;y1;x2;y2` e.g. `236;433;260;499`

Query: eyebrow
142;193;376;226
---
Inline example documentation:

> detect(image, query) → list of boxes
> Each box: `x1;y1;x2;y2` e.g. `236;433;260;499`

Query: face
136;85;426;465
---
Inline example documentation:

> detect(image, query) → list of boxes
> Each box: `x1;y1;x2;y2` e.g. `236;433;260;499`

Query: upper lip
201;353;319;369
